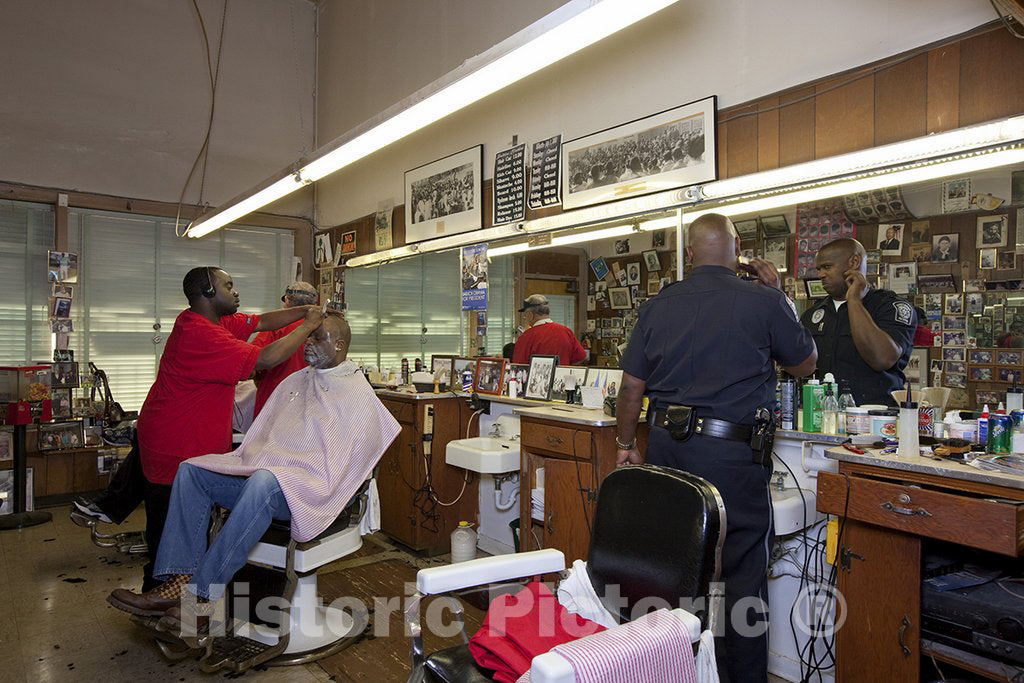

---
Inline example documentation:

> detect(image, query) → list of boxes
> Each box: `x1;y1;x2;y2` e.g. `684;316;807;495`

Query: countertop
824;445;1024;492
373;388;463;401
777;430;848;444
514;404;620;427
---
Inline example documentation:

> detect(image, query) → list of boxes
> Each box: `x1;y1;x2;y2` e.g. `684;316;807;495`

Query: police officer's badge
811;309;825;324
893;301;913;326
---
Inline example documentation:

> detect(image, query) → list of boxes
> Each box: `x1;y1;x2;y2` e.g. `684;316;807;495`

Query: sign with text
493;144;526;226
461;244;488;311
529;134;562;209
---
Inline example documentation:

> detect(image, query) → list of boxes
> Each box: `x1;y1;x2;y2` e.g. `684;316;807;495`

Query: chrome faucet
772;471;788;490
488;422;503;438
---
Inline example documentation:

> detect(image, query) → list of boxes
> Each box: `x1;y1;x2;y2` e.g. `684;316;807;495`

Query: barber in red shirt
511;294;587;366
135;266;324;590
250;281;318;417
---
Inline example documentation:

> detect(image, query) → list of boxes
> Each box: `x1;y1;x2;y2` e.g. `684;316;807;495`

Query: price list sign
493;144;526;226
528;134;561;210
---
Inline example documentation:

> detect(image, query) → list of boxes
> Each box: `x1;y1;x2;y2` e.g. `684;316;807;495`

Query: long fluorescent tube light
186;0;680;238
684;146;1024;224
489;222;644;257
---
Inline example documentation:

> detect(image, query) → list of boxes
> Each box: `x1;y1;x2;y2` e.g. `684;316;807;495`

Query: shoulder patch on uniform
811;309;825;324
893;301;913;326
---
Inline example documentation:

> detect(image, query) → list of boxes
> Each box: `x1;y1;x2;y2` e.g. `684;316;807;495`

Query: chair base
69;509;148;554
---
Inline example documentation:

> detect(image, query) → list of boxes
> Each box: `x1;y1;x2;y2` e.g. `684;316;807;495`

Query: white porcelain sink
445;437;521;474
770;487;821;536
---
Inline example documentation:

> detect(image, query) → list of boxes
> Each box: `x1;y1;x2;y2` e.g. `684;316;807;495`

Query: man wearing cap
511;294;586;366
250;282;318;417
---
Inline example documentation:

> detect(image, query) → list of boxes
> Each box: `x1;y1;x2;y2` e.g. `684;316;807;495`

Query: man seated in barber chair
107;313;400;630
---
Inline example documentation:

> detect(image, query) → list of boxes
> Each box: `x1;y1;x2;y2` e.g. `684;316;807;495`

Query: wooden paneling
927;43;960;133
46;454;73;496
814;75;875;159
756;96;781;171
959;28;1024;127
542;458;596;562
779;86;816;167
725;104;759;178
715;118;728;180
525;251;581;278
874;54;928;146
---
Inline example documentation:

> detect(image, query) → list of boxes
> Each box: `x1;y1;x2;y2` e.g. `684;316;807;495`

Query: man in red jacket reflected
511;294;586;366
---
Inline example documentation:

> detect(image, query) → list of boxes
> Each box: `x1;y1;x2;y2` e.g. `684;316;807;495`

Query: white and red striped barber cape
186;360;400;542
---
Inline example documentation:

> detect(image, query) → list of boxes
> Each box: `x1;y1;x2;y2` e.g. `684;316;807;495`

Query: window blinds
0;201;54;365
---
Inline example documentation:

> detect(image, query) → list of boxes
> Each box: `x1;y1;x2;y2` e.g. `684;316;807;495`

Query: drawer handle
898;615;911;657
881;501;932;517
546;435;564;445
546;512;555;535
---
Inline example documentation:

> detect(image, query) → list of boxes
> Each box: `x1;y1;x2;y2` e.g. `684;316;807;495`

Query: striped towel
518;608;697;683
186;361;400;542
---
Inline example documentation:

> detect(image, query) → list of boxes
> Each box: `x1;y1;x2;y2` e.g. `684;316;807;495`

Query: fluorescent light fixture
186;0;680;238
489;223;637;257
684;146;1024;224
186;174;307;238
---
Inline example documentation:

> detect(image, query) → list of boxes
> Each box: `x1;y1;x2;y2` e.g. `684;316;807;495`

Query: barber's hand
742;258;781;289
616;448;644;466
844;269;869;301
302;305;326;328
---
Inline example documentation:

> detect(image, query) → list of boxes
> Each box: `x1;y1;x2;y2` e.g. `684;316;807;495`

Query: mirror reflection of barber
799;238;915;406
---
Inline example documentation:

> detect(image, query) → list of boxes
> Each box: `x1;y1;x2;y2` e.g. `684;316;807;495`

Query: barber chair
405;464;726;682
133;479;375;673
69;511;148;554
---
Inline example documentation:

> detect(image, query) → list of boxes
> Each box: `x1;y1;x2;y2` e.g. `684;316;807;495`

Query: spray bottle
898;381;920;458
979;404;991;446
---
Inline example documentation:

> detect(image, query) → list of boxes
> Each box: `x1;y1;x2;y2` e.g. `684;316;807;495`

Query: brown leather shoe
106;574;191;616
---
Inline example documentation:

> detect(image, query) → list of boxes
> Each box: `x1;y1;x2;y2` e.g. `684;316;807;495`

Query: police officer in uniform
615;213;817;683
800;238;915;406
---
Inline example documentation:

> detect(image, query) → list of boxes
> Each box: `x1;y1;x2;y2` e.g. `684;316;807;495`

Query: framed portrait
609;286;632;310
524;355;558;401
929;359;943;373
969;349;993;365
583;367;624;398
764;235;789;273
805;279;828;298
969;367;994;381
50;362;79;389
942;346;966;361
979;248;997;270
643;250;661;272
50;388;72;419
626;262;641;285
313;232;333;267
38;421;84;451
977;214;1008;248
652;230;667;249
404;145;483;244
998;350;1023;366
503;363;530;396
876;223;904;256
473;358;506;396
550;367;588;402
430;355;456;384
562;96;717;210
944;294;963;315
930;233;959;263
47;250;79;283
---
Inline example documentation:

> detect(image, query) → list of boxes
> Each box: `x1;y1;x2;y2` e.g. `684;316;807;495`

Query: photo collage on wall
794;201;856;280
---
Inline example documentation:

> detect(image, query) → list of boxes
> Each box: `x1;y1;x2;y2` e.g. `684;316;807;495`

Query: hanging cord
174;0;229;237
428;409;482;507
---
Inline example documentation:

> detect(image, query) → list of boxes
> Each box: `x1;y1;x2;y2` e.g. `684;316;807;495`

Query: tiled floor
0;504;792;682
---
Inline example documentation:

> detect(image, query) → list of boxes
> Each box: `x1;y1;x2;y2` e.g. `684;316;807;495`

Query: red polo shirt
251;320;308;417
512;320;586;365
137;309;261;485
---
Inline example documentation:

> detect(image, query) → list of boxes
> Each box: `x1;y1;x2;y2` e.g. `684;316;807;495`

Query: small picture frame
969;367;993;381
943;373;967;389
998;368;1019;383
38;421;85;451
642;250;661;272
764;235;789;273
969;350;993;364
53;349;74;363
944;294;963;315
550;366;587;402
430;355;456;385
452;357;476;388
524;355;558;401
805;279;828;298
734;219;759;239
50;388;72;419
979;248;998;270
942;331;966;347
609;286;633;310
760;215;790;237
583;367;624;398
473;357;506;396
977;214;1008;248
942;315;966;331
503;363;529;396
944;361;966;376
942;347;966;361
50;362;80;389
626;262;641;285
998;350;1023;366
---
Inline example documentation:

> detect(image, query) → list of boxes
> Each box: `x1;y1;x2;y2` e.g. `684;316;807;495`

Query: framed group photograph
998;350;1023;366
404;145;483;244
980;248;997;270
917;274;957;293
524;355;558;401
38;421;84;451
473;358;506;396
562;96;717;210
969;349;993;364
51;362;79;389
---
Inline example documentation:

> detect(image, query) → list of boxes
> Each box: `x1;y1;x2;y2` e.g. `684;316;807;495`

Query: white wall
313;0;994;227
0;0;316;218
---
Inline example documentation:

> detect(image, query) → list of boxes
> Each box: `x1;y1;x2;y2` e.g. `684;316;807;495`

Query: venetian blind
483;255;516;357
0;201;55;365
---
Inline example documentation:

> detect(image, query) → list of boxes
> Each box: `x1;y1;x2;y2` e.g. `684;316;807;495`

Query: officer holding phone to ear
800;238;916;406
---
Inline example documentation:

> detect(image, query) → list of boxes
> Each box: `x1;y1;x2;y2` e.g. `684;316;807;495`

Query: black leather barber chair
406;464;726;682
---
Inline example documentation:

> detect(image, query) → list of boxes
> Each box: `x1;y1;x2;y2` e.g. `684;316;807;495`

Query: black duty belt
650;409;752;443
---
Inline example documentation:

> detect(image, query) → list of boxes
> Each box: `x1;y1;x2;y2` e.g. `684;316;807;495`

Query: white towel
358;479;381;535
557;560;618;629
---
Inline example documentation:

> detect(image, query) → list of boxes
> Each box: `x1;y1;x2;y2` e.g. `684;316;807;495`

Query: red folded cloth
469;581;607;682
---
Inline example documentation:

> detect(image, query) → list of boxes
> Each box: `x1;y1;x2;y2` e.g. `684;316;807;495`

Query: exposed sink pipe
494;472;520;511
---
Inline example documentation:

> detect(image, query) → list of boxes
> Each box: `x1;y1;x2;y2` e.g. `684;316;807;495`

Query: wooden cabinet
376;395;477;555
518;415;646;562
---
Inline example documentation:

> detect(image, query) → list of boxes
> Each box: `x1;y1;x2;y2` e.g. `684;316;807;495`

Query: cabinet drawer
817;472;1024;556
381;400;415;425
522;423;592;459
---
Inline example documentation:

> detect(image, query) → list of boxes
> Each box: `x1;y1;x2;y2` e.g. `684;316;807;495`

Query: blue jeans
154;462;290;600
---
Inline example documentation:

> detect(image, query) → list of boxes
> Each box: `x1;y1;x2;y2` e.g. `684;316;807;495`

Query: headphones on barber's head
201;267;216;298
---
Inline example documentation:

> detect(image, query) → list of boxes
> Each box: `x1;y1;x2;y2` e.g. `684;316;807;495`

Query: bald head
686;213;740;268
283;281;317;306
323;312;352;349
815;238;867;299
303;312;351;368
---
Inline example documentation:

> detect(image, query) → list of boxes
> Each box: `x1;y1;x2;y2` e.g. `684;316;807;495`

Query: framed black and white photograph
524;355;557;401
734;219;758;239
944;361;966;375
51;362;79;389
929;359;943;373
614;239;631;255
977;214;1008;248
473;358;506;396
430;355;455;384
906;348;927;384
889;262;917;294
405;145;483;244
550;367;587;402
609;286;632;310
930;233;959;263
38;421;84;451
562;96;717;210
918;274;958;294
943;372;967;389
503;363;529;396
764;236;789;273
979;248;997;270
626;262;641;285
876;223;904;256
944;294;963;315
760;215;790;237
642;250;661;272
942;178;971;213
